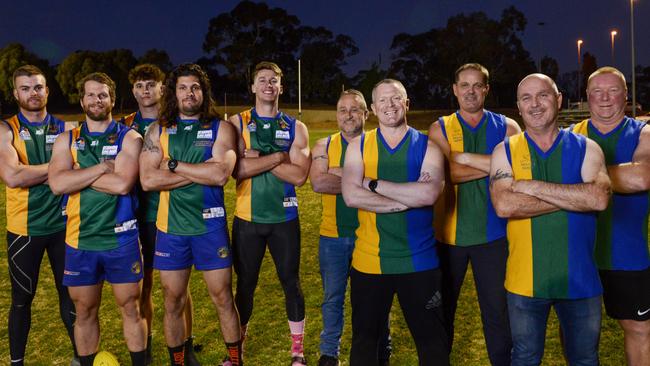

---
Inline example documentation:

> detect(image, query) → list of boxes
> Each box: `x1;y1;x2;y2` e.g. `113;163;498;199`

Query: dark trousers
232;217;305;324
350;268;449;366
438;238;512;366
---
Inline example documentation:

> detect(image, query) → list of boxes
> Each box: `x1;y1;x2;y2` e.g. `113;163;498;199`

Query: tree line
1;0;649;113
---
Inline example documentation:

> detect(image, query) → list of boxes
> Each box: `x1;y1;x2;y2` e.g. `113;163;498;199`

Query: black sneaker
317;355;339;366
184;337;202;366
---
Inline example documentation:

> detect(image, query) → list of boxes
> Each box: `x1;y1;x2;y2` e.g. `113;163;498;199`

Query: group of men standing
1;59;648;366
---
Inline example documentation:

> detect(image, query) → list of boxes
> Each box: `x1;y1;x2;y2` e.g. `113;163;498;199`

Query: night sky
3;0;649;79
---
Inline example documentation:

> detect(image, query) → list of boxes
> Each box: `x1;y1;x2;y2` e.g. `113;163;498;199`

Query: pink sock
289;319;305;355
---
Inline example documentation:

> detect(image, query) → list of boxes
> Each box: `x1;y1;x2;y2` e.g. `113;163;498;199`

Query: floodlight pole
298;59;302;120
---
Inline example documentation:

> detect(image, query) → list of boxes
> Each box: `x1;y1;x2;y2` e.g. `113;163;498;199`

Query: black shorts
600;267;650;321
139;221;157;270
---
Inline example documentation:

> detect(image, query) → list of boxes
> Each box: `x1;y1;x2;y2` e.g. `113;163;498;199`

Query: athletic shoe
291;355;308;366
379;358;390;366
70;357;81;366
317;355;339;366
185;337;202;366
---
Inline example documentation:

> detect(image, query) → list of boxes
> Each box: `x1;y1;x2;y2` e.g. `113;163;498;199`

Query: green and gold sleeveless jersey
319;132;359;238
122;111;159;223
573;118;650;270
235;108;298;223
353;128;439;275
4;113;65;236
434;111;507;246
65;121;138;250
156;118;227;235
504;130;601;299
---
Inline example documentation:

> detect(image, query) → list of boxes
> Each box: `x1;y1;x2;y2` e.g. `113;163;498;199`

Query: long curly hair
159;63;220;127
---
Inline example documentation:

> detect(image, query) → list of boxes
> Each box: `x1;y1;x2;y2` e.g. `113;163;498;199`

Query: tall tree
0;43;53;106
56;49;136;111
202;1;301;99
297;26;358;103
138;49;173;73
541;56;560;81
389;6;535;108
350;62;388;102
202;0;358;103
581;52;598;97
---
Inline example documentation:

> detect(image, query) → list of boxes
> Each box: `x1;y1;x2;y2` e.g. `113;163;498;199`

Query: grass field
0;125;631;365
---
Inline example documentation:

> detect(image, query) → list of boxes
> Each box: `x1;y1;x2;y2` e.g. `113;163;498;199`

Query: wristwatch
368;179;378;193
167;158;178;172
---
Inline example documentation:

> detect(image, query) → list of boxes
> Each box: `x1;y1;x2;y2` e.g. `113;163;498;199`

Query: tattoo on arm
418;171;432;182
389;207;402;212
313;154;328;160
142;132;159;153
490;169;513;187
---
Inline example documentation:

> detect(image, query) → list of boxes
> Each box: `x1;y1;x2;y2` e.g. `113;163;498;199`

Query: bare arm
0;122;49;188
139;122;192;191
607;125;650;193
90;130;142;195
309;137;342;194
228;115;287;180
169;121;237;186
512;139;611;212
342;138;408;213
271;120;311;186
428;120;486;183
48;131;111;195
371;139;445;207
489;142;559;218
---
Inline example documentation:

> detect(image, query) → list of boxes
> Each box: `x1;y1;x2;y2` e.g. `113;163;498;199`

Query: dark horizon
3;0;649;79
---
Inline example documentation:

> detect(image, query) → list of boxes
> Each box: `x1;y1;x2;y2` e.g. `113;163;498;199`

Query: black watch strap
368;179;378;193
168;158;178;172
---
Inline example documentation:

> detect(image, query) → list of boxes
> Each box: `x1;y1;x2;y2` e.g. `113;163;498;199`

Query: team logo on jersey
91;140;99;147
48;123;60;134
202;207;225;219
184;124;193;131
277;119;289;130
275;130;290;140
73;137;86;151
46;134;58;144
34;128;44;135
217;246;230;259
131;261;141;274
107;133;117;144
282;197;298;208
102;145;118;156
247;121;257;132
18;127;31;141
262;123;271;129
114;219;137;233
197;130;213;139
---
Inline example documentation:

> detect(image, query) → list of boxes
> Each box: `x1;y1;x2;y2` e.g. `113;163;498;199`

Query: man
489;73;610;365
228;61;310;365
572;67;650;366
310;89;391;366
0;65;77;366
123;63;201;365
342;79;447;366
139;63;242;366
429;63;519;365
48;72;146;366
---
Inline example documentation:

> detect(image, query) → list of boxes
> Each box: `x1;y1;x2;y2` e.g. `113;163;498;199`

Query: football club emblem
131;261;141;274
217;246;230;259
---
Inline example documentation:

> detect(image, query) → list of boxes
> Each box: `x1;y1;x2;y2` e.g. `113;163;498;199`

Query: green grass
0;128;628;365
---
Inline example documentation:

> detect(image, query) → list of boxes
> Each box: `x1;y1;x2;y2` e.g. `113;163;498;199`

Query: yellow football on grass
94;351;120;366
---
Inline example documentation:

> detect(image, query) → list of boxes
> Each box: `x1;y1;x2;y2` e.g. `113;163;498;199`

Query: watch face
168;159;178;171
